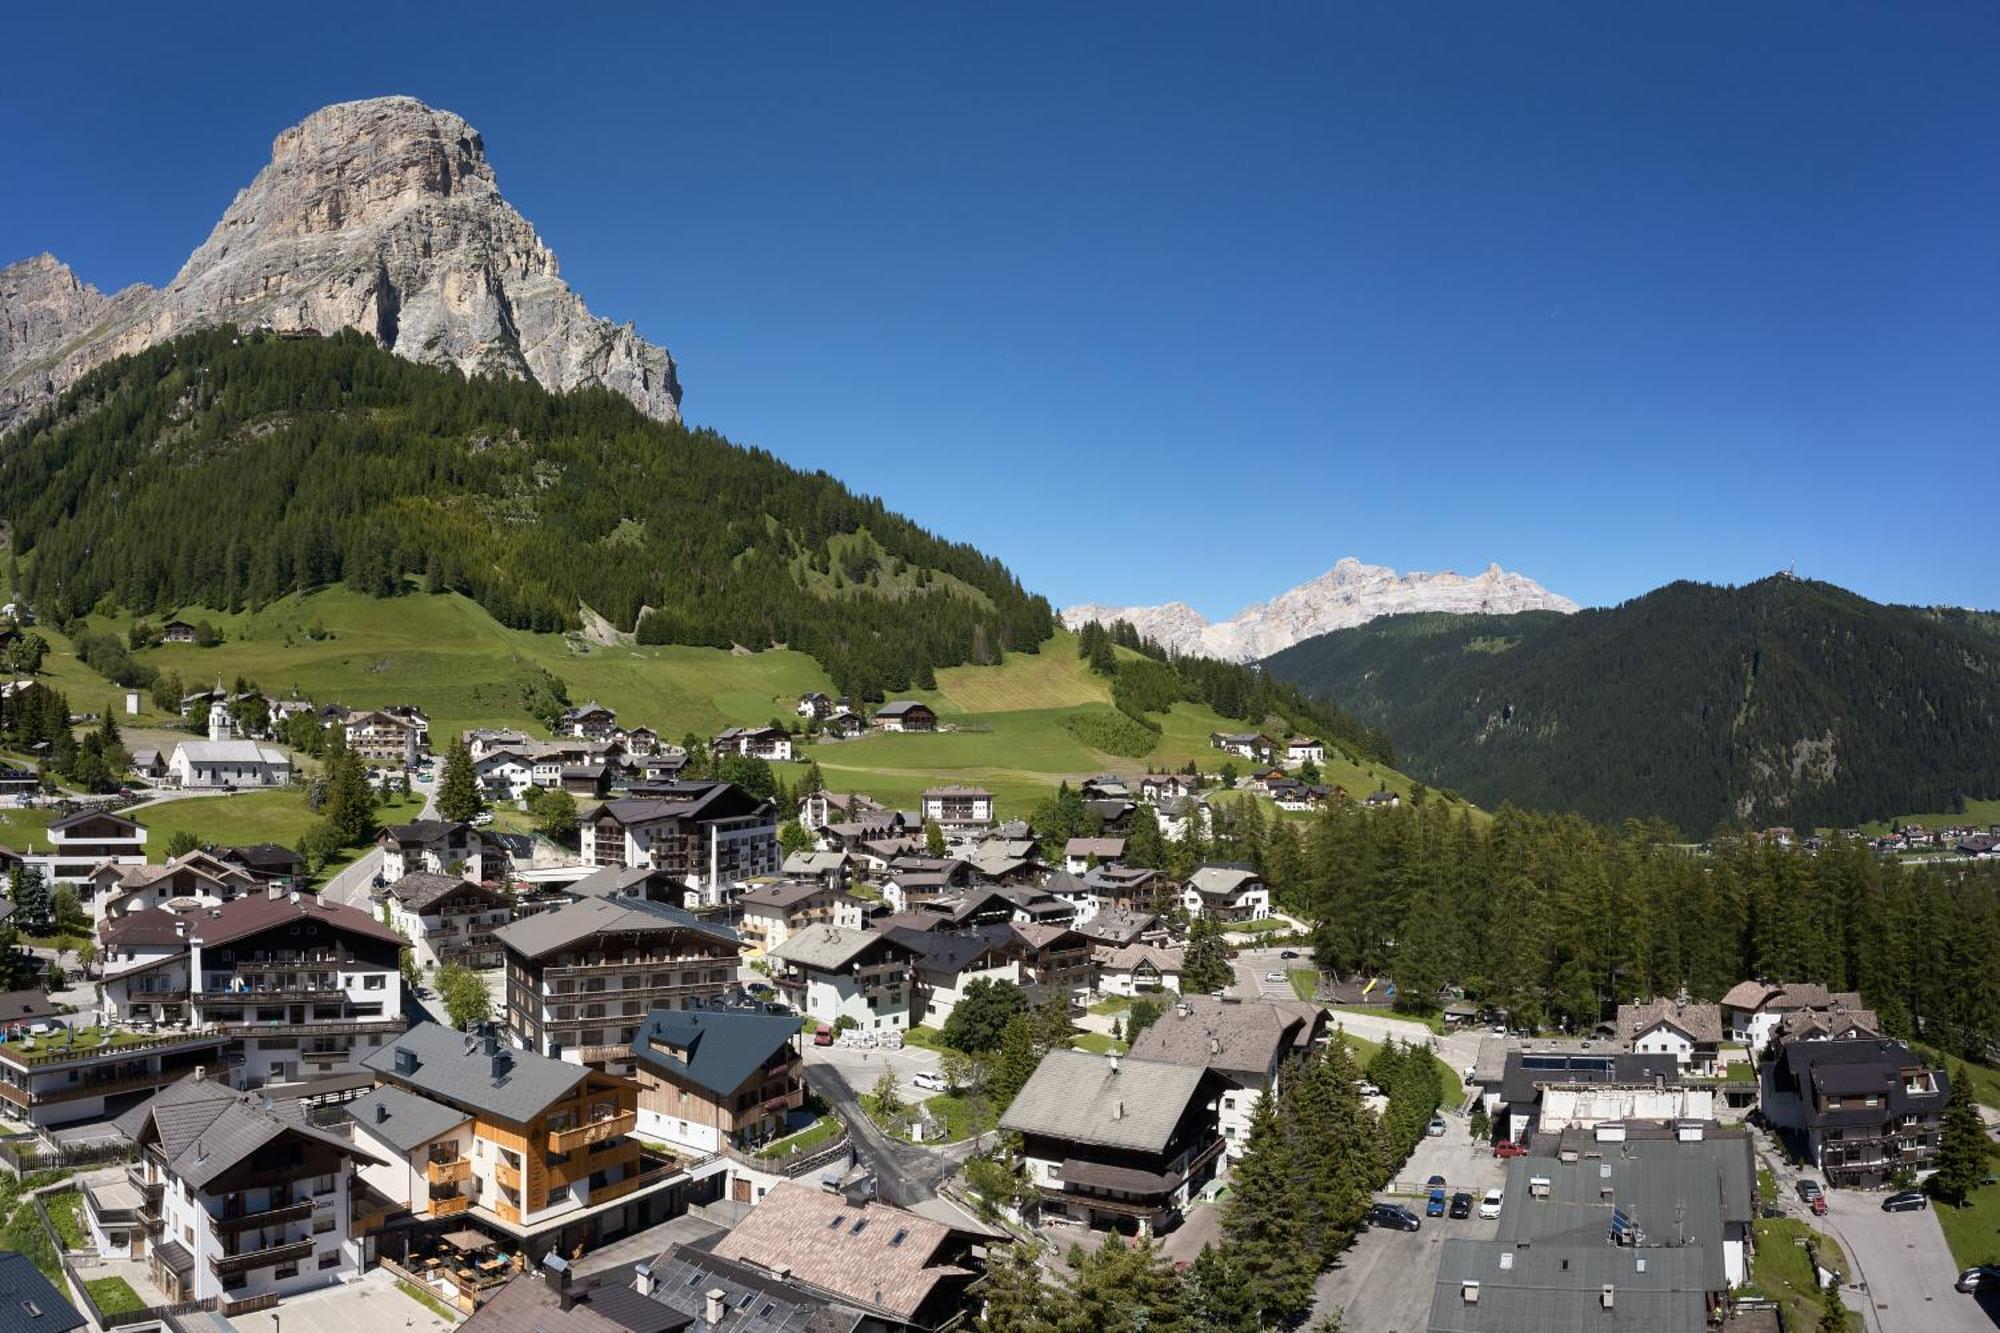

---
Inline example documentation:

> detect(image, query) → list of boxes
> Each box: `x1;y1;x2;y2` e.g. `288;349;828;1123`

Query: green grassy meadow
1859;797;2000;835
20;588;1428;828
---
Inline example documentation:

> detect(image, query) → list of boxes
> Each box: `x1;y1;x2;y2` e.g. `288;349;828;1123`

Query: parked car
1363;1202;1421;1233
913;1070;949;1092
1478;1189;1504;1220
1449;1191;1474;1219
1494;1140;1529;1159
1882;1191;1928;1212
1426;1115;1448;1137
1809;1193;1827;1215
1426;1188;1447;1217
1264;972;1286;983
1426;1175;1447;1189
1795;1179;1823;1202
812;1028;835;1046
1280;950;1300;959
1957;1265;2000;1293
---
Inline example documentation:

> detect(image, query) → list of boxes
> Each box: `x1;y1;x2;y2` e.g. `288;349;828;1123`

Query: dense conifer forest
0;329;1053;700
1263;577;2000;832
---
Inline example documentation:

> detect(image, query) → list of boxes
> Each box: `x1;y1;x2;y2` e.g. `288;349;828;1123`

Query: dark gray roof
883;925;1017;976
388;871;490;911
642;1245;863;1333
495;893;738;959
1492;1151;1729;1292
0;1250;85;1333
1500;1050;1680;1105
632;1008;800;1100
1430;1238;1707;1333
345;1083;472;1152
112;1075;365;1188
364;1022;589;1123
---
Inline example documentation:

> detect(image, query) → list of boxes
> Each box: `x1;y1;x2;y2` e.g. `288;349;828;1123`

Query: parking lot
1310;1122;1507;1331
1812;1188;1996;1333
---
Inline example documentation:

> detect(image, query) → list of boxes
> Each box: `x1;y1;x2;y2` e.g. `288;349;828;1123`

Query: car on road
1478;1189;1504;1220
1881;1190;1929;1212
812;1028;834;1046
469;811;494;827
1795;1179;1823;1201
1426;1188;1448;1217
1494;1140;1529;1159
1957;1266;2000;1293
1426;1175;1447;1189
913;1071;949;1092
1362;1202;1420;1233
1449;1191;1474;1219
1280;950;1300;959
1264;971;1286;983
1427;1115;1448;1137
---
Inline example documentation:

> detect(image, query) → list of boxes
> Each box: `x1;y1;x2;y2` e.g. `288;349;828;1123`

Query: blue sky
5;4;1996;616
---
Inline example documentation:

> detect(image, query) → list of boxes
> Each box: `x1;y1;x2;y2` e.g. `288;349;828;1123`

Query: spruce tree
437;737;483;823
9;866;52;936
1222;1090;1317;1325
1930;1066;1988;1204
973;1243;1050;1333
925;818;947;858
1180;1243;1260;1333
1183;917;1234;994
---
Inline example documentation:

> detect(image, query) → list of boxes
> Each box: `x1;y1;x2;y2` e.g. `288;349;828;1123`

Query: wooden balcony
426;1157;471;1185
211;1238;315;1276
587;1161;682;1206
549;1110;636;1154
494;1161;522;1191
429;1194;471;1218
215;1200;314;1233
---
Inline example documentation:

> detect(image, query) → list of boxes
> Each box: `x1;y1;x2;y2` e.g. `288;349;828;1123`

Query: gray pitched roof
493;893;737;959
113;1075;365;1188
768;924;916;972
0;1251;85;1333
1125;995;1320;1083
387;871;489;912
345;1083;472;1152
364;1022;590;1123
1430;1238;1707;1333
632;1008;800;1099
999;1050;1209;1153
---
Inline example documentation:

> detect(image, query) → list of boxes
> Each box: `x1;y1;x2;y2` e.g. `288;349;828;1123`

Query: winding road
803;1061;979;1207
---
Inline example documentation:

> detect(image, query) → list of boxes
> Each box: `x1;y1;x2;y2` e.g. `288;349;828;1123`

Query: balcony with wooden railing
549;1109;636;1154
214;1200;314;1233
429;1194;471;1218
426;1156;471;1185
210;1237;315;1276
493;1160;522;1191
586;1161;682;1206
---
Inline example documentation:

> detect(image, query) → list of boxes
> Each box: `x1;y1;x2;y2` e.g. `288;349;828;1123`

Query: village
0;676;1984;1333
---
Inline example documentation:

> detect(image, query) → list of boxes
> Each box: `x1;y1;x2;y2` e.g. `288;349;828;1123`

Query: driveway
1813;1189;1996;1333
1313;1197;1498;1332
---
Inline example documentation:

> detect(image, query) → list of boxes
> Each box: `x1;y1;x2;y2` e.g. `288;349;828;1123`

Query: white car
1478;1189;1504;1220
1264;971;1286;983
913;1071;949;1092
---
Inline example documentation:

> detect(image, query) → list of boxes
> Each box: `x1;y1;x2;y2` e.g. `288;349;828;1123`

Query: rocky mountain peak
1;95;680;434
1062;558;1580;662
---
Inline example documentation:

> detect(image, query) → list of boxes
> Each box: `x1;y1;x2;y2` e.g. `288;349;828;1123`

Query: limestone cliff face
1063;557;1581;662
0;96;680;434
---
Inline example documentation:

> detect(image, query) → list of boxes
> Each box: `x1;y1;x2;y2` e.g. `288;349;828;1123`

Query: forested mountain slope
1263;577;2000;833
0;329;1052;700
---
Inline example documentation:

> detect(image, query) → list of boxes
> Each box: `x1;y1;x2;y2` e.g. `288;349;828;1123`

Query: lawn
1859;797;2000;836
899;1025;950;1052
1918;1046;2000;1112
43;1189;86;1250
1288;970;1320;1002
923;1091;998;1143
1938;1181;2000;1270
1088;996;1133;1016
1071;1032;1129;1055
83;1278;148;1317
1228;917;1291;935
755;1114;844;1161
397;1279;461;1322
130;788;326;853
1745;1216;1856;1332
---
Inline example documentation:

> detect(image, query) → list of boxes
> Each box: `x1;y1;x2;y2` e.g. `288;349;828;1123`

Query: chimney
374;1102;389;1125
544;1253;574;1311
633;1264;655;1297
193;1065;205;1081
1113;1099;1124;1120
705;1288;727;1326
483;1030;499;1058
1106;1052;1119;1075
492;1049;513;1079
267;882;284;900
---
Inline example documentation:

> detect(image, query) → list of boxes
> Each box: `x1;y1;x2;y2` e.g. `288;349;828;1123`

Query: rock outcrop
0;96;680;434
1064;557;1580;662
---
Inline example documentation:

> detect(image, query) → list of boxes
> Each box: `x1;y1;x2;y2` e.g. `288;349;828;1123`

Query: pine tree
1930;1066;1988;1204
1816;1284;1848;1333
1223;1090;1317;1325
987;1014;1041;1112
1180;1243;1260;1333
1183;917;1234;994
8;865;51;936
321;743;377;848
925;819;947;858
437;737;484;823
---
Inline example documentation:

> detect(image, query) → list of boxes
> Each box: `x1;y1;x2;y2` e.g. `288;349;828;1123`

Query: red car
812;1028;835;1046
1494;1140;1530;1159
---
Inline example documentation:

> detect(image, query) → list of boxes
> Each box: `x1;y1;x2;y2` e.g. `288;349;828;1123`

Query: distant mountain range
1262;576;2000;833
1063;557;1579;662
0;96;679;434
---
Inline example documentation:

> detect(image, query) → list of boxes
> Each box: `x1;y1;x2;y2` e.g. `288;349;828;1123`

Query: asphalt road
322;774;436;910
1813;1188;1998;1333
802;1058;975;1208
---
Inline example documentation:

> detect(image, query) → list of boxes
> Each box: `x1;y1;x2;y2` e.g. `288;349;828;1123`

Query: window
1047;1163;1063;1181
364;975;385;990
314;1214;335;1233
318;1254;341;1270
274;1265;298;1280
546;1184;571;1204
314;1175;335;1196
